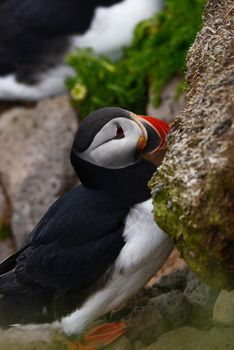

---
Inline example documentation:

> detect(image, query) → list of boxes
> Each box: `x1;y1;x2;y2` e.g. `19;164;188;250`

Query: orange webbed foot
66;322;127;350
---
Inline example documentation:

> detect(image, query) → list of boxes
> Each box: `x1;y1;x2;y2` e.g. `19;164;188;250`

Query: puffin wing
0;186;127;296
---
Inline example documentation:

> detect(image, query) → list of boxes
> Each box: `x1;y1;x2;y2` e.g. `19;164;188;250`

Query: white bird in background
0;0;163;101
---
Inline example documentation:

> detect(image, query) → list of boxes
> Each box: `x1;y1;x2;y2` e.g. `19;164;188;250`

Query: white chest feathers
115;198;174;276
105;198;174;312
56;199;174;335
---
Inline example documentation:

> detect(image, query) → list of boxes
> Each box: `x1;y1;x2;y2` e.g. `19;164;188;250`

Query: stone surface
144;326;234;350
184;270;219;309
0;328;53;344
154;266;189;292
106;336;133;350
184;270;219;327
147;77;185;123
125;303;167;346
213;290;234;326
150;0;234;289
0;95;78;247
0;328;67;350
150;290;191;329
133;341;145;350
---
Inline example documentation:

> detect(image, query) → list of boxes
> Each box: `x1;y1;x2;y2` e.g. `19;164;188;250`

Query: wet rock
213;290;234;326
150;290;191;329
0;95;78;247
144;326;234;350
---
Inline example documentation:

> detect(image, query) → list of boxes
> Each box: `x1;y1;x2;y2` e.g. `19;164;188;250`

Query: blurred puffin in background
0;0;163;101
0;107;173;349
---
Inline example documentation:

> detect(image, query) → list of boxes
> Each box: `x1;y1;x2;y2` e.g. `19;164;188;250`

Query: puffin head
71;107;169;169
70;107;169;198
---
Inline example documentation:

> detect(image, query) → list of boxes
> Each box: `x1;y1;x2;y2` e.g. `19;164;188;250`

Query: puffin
0;107;173;349
0;0;162;100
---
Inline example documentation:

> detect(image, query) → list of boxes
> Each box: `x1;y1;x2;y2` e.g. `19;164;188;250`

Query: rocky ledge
0;267;233;350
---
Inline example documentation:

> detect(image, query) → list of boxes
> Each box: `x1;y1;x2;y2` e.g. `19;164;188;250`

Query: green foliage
67;49;148;117
67;0;205;119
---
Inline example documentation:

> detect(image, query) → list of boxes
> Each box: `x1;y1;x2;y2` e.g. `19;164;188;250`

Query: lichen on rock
149;0;234;289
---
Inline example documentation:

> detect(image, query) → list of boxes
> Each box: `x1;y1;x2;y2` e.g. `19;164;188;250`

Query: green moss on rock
150;0;234;289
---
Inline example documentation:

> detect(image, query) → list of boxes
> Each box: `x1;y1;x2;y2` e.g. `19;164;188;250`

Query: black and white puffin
0;107;173;349
0;0;162;100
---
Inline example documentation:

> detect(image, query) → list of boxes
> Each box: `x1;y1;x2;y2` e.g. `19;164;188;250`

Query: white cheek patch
78;118;142;169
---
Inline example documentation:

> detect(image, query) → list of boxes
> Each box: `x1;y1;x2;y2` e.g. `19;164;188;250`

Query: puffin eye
114;126;125;139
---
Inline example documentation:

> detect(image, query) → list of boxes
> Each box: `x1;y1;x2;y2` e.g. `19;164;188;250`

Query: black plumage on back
0;107;159;328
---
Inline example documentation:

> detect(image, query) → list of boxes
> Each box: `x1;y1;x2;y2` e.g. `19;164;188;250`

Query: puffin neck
70;150;156;205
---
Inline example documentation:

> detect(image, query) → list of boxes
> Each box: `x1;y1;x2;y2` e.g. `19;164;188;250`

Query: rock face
0;267;223;349
149;0;234;289
107;266;218;347
213;290;234;326
0;96;78;247
145;326;234;350
150;290;191;329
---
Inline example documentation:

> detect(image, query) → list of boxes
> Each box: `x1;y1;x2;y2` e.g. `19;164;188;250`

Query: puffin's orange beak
130;112;170;166
137;115;170;152
130;113;170;152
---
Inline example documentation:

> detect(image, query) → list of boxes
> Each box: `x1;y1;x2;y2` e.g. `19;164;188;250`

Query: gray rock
183;270;219;327
0;95;78;247
125;303;167;346
150;290;191;329
213;290;234;326
154;267;189;293
144;285;162;299
147;77;185;123
184;270;219;309
144;326;234;350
